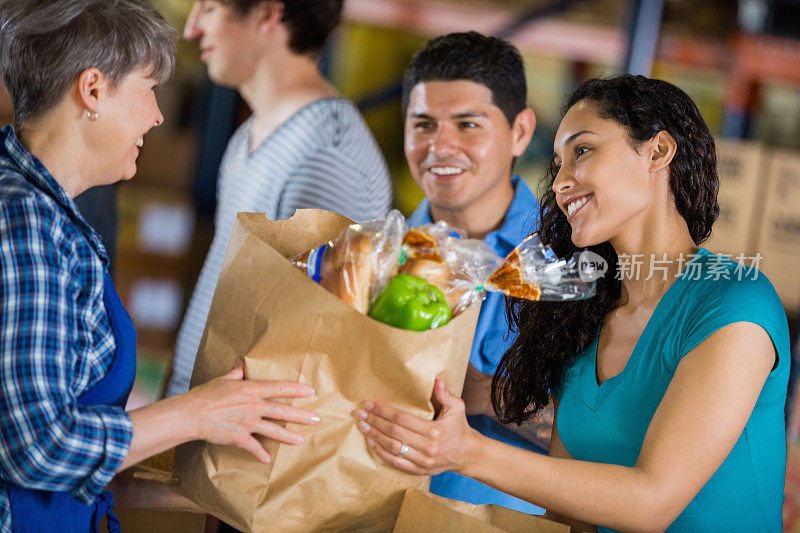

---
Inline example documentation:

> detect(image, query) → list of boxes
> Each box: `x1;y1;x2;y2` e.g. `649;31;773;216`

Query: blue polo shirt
407;175;545;515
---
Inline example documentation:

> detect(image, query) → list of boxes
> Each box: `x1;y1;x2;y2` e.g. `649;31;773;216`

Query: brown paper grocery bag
393;488;569;533
174;210;480;532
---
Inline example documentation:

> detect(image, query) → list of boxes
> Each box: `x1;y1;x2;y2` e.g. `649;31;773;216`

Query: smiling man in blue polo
401;31;547;514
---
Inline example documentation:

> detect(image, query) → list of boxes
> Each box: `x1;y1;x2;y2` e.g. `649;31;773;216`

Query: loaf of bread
321;231;376;313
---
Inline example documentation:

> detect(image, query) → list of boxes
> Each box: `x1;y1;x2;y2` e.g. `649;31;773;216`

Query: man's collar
493;175;539;248
407;175;539;248
407;196;433;227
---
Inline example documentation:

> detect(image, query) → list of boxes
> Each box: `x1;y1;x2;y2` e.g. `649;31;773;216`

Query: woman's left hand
355;378;479;476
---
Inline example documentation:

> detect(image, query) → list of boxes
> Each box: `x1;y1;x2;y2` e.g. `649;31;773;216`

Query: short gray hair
0;0;177;127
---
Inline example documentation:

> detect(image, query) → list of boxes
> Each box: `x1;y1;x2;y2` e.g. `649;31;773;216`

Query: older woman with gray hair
0;1;320;531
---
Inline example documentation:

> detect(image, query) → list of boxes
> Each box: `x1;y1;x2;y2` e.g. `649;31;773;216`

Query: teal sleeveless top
554;249;790;532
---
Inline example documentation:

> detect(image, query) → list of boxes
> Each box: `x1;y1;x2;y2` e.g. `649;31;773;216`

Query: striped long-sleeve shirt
0;126;132;532
167;97;392;396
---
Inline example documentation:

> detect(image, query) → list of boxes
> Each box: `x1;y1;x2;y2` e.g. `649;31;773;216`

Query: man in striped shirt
167;0;392;396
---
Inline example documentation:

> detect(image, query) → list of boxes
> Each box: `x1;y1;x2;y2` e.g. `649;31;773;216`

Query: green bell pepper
368;273;452;331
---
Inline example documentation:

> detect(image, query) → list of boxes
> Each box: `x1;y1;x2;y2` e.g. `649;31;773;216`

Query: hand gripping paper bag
173;210;480;532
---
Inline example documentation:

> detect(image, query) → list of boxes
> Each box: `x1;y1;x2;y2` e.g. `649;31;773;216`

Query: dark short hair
0;0;176;127
216;0;343;56
401;31;527;125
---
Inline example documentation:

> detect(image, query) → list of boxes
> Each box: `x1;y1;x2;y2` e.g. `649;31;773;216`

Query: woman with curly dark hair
356;75;790;532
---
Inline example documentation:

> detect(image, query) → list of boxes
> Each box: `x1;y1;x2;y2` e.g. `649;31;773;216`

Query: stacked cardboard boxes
756;150;800;315
705;139;766;257
706;138;800;315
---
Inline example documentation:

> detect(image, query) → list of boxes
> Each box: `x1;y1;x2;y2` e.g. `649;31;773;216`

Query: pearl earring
86;110;99;121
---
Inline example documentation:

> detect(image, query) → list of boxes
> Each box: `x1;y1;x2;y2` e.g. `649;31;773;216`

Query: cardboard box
754;149;800;314
393;488;570;533
705;139;766;257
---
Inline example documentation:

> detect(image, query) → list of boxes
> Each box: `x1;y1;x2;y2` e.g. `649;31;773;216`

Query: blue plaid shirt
0;126;132;531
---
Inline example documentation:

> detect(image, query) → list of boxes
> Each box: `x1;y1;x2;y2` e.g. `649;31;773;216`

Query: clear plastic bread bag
290;210;407;313
486;234;596;301
293;214;596;319
399;225;597;312
397;223;501;316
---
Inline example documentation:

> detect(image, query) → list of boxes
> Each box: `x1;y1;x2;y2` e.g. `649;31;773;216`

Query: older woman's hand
354;379;480;476
184;360;320;464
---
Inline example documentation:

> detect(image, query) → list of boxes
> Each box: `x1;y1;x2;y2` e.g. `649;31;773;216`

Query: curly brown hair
491;74;720;425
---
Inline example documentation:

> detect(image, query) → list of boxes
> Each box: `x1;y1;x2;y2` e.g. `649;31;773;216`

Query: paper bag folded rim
189;211;479;396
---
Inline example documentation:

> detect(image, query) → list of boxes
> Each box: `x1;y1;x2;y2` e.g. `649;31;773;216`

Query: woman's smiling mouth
566;194;592;219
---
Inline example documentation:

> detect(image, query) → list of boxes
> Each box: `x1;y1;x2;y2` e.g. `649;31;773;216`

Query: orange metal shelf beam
726;33;800;113
345;0;800;129
343;0;623;64
344;0;729;69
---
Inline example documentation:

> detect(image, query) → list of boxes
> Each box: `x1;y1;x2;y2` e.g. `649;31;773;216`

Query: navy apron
7;273;137;532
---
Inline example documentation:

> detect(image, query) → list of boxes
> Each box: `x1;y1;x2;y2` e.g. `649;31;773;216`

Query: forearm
120;394;200;472
0;403;131;501
462;435;670;533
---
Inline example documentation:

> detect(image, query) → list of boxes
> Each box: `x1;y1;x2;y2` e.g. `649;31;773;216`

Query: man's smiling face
404;80;523;217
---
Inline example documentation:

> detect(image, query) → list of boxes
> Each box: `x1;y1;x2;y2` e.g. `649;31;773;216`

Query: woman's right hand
183;360;320;464
355;378;480;476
